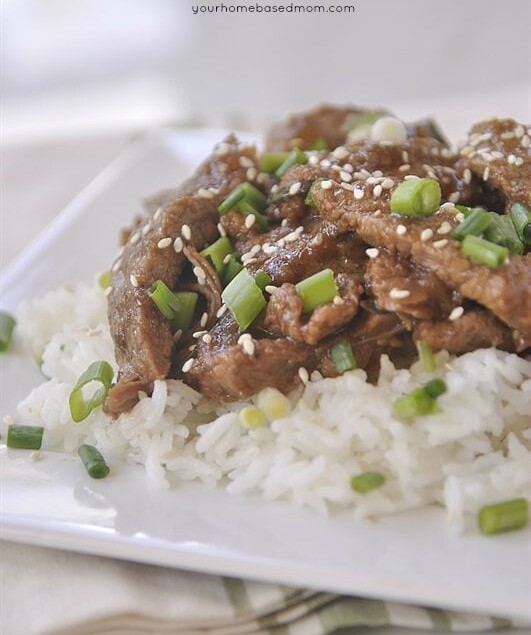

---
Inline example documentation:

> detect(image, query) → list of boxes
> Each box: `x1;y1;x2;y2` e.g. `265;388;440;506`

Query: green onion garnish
392;378;447;421
347;112;383;142
485;213;523;254
452;207;492;241
254;270;273;291
0;311;16;352
148;281;198;330
351;471;386;494
478;498;529;536
78;444;110;479
275;148;308;178
390;178;441;217
69;361;114;423
221;268;266;330
455;204;474;217
222;255;244;286
416;341;436;373
7;424;44;450
330;341;357;374
461;235;509;269
218;183;267;215
98;271;112;290
201;236;233;275
238;406;267;429
509;202;531;246
295;269;338;314
260;152;290;173
308;137;329;151
305;178;326;207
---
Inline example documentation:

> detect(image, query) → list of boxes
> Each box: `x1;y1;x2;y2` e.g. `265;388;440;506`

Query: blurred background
1;0;530;266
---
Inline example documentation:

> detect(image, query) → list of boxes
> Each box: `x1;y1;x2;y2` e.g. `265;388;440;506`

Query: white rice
6;281;531;532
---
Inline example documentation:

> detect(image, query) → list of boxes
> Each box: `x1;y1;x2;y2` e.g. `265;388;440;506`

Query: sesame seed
189;344;196;352
181;224;192;240
448;192;460;204
398;164;411;172
500;130;515;140
130;232;140;245
244;257;257;265
142;223;151;236
264;285;278;294
153;207;162;221
396;224;407;235
433;239;449;248
339;171;352;182
320;180;333;190
200;312;208;327
522;135;530;148
193;266;206;281
202;333;212;344
284;231;301;243
373;184;383;197
173;237;184;253
104;286;112;296
341;182;354;191
112;259;122;272
193;330;207;339
390;288;410;299
463;168;471;185
182;359;194;373
514;125;524;138
173;329;183;343
298;367;309;383
239;156;254;168
311;370;324;382
216;305;228;319
373;209;382;217
440;202;455;213
245;214;256;229
333;295;344;305
223;253;232;265
130;274;139;287
404;174;420;181
237;333;252;344
421;228;434;241
353;187;364;200
366;177;378;185
437;221;453;235
320;159;331;169
281;218;288;227
455;212;465;223
449;306;464;321
157;237;172;249
342;163;353;173
514;157;524;167
289;181;302;195
381;178;394;190
217;222;227;237
365;247;379;258
262;244;277;255
308;155;319;166
30;451;41;462
198;188;214;199
256;172;269;184
215;142;230;156
373;170;383;178
483;167;490;181
402;150;409;162
271;184;279;195
250;244;261;255
333;146;349;160
242;338;255;356
246;167;257;180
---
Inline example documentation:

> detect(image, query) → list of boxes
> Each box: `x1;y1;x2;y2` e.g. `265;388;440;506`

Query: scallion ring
69;361;114;423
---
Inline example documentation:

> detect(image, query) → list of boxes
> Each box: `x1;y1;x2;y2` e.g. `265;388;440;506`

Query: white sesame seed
341;182;354;191
390;288;410;299
298;367;309;383
514;125;524;138
281;218;288;227
514;157;524;167
112;259;122;272
366;177;378;185
239;156;254;168
398;164;411;172
448;192;460;204
181;224;192;240
449;306;464;321
173;237;184;253
223;253;232;265
483;167;490;181
320;159;332;169
463;168;472;185
333;146;349;160
320;180;333;190
249;244;261;255
182;359;194;373
353;187;364;200
104;286;112;296
333;295;344;305
157;237;172;249
130;232;140;245
262;244;277;255
404;174;420;181
256;172;269;185
217;222;227;237
402;150;409;163
264;285;278;294
237;333;252;344
130;274;139;287
244;257;257;265
500;130;515;140
373;184;383;198
310;370;324;382
289;181;302;195
421;228;434;242
246;167;257;181
153;207;163;221
271;184;279;195
198;188;214;199
242;339;255;356
202;333;212;344
216;304;228;318
455;212;465;223
30;451;41;462
437;221;453;235
200;312;208;327
339;171;352;182
433;239;449;248
284;231;301;243
396;224;407;235
342;163;353;173
193;266;206;281
522;135;530;148
193;330;207;339
372;170;383;178
440;202;456;213
365;247;379;259
308;155;319;166
173;329;183;343
188;344;196;352
245;214;256;229
381;178;394;190
142;223;151;236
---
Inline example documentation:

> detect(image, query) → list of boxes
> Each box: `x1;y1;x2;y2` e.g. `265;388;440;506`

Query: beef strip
457;119;531;207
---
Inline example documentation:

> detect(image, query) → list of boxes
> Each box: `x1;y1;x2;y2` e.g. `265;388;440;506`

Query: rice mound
9;281;531;532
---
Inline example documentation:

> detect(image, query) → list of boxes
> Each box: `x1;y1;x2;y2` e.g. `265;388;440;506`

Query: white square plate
1;129;530;621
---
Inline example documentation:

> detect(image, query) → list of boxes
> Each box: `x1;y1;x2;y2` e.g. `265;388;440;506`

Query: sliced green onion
351;471;386;494
148;281;198;330
275;148;308;178
260;152;290;173
238;406;267;429
455;204;474;217
416;341;436;372
485;213;523;254
461;235;509;269
254;270;273;290
308;137;329;151
295;269;338;314
222;255;244;286
98;271;111;290
330;341;357;374
256;387;291;421
201;236;233;275
452;207;492;241
347;112;383;142
78;444;110;479
478;498;529;536
305;177;326;207
218;183;267;215
222;268;266;330
509;202;531;245
390;178;441;217
69;361;114;423
392;378;446;421
7;424;44;450
0;311;16;352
